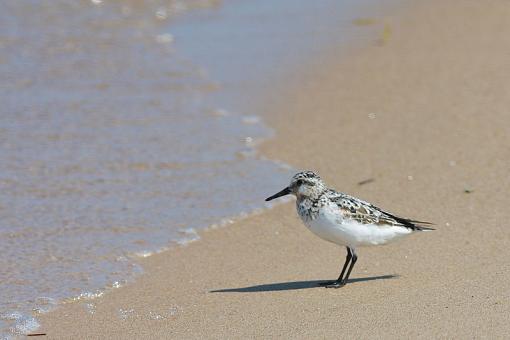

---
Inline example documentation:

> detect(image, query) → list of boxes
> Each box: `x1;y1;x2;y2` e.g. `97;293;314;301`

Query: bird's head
265;171;326;201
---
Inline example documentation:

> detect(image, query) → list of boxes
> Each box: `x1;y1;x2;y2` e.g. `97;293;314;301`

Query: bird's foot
319;280;345;288
318;280;345;288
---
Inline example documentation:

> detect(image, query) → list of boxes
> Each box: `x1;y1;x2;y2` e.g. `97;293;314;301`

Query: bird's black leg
319;247;352;288
337;247;353;282
340;248;357;285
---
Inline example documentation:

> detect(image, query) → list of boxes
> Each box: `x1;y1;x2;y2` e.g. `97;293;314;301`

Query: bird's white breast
299;200;413;247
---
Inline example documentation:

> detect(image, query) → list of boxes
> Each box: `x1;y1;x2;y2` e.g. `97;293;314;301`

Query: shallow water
0;0;294;336
0;0;387;336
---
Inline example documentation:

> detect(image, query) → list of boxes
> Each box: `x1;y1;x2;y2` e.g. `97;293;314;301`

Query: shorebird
265;171;433;288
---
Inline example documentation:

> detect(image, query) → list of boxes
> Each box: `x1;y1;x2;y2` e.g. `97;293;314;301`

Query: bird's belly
305;214;413;247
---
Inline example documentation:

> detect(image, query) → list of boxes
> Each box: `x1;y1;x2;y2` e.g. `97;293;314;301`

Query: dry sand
39;0;510;338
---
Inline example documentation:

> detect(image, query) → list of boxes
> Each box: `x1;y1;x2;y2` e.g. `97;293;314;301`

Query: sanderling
265;171;433;288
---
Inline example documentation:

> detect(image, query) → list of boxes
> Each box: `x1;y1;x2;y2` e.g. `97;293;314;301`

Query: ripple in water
0;0;292;336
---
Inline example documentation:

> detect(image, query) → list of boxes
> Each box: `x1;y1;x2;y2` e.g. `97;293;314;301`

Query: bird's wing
328;190;434;230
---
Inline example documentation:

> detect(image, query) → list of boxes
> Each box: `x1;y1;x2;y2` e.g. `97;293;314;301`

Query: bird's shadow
210;275;398;293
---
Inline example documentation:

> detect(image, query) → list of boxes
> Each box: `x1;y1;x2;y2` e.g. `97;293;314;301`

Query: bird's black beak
265;187;291;201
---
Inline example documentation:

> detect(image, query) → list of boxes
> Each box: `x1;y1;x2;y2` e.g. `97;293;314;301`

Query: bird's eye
296;179;303;186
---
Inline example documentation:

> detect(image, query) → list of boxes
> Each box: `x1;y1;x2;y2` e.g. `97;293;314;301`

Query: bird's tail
383;212;435;231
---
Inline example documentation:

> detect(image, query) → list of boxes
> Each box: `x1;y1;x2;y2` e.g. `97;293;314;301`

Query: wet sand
39;0;510;338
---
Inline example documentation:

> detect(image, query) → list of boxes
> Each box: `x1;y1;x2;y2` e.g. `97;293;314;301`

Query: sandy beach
39;0;510;338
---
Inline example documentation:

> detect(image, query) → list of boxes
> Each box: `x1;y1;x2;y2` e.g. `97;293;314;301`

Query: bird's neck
296;194;323;222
